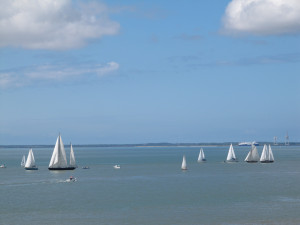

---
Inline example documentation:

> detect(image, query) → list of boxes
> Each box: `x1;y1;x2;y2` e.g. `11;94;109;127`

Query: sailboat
197;148;206;162
48;134;76;170
181;155;187;170
69;143;77;168
225;144;238;162
260;144;274;163
245;144;260;163
21;155;26;167
25;149;38;170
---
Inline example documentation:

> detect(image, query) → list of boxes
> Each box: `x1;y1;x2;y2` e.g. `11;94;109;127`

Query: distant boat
197;148;206;162
48;134;76;170
113;165;120;169
82;166;90;169
65;176;77;182
0;164;6;168
25;149;38;170
238;141;259;146
69;143;77;168
245;145;260;163
225;144;238;162
181;155;187;170
21;155;26;167
260;144;274;163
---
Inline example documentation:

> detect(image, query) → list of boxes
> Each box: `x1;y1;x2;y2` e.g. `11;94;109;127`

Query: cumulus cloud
222;0;300;35
0;0;120;50
0;62;119;88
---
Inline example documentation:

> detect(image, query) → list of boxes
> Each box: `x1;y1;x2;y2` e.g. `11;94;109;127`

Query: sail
245;145;260;162
181;155;187;170
25;149;36;168
226;144;236;161
69;143;76;167
21;155;26;167
198;148;206;162
260;144;268;162
49;135;68;168
268;145;274;162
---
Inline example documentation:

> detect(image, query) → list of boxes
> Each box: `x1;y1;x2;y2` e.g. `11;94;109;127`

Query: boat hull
48;167;76;170
245;161;258;163
25;167;38;170
260;161;274;163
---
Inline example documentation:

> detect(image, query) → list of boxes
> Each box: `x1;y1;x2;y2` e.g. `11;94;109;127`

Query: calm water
1;145;300;225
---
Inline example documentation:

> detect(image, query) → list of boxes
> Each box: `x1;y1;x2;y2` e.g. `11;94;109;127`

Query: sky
0;0;300;145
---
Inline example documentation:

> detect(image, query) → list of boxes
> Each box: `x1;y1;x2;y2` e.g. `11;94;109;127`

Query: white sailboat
69;143;77;168
48;134;76;170
25;149;38;170
245;145;260;163
260;144;274;163
21;155;26;167
197;148;206;162
226;144;238;162
181;155;187;170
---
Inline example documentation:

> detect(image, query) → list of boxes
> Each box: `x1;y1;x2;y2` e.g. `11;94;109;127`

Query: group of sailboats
21;134;77;171
21;149;38;170
181;144;275;169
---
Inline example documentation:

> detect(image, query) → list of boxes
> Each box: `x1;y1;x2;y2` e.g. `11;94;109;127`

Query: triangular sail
69;143;76;167
226;144;237;162
181;155;187;170
260;144;268;162
245;145;260;162
25;149;36;168
21;155;26;167
268;145;274;162
198;148;206;162
49;135;68;168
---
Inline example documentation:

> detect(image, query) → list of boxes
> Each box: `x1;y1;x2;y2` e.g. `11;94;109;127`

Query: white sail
226;144;237;162
25;149;36;168
268;145;274;162
49;134;68;168
260;144;268;162
21;155;26;167
181;155;187;170
245;145;260;162
69;143;76;167
198;148;206;162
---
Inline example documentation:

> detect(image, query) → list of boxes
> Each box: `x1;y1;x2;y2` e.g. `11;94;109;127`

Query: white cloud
222;0;300;35
0;62;119;88
0;0;120;50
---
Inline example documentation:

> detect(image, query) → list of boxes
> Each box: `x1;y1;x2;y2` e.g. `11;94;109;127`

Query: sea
1;145;300;225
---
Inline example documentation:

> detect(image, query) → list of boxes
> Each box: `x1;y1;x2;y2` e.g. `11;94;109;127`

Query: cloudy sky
0;0;299;144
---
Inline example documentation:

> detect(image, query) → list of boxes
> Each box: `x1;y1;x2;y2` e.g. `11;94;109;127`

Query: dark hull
48;167;76;170
25;167;38;170
245;161;258;163
260;161;274;163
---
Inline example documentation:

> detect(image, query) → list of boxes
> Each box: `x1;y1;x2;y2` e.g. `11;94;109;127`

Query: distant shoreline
1;142;299;148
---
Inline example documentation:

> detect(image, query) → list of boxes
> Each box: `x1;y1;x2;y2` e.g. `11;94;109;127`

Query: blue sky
0;0;299;144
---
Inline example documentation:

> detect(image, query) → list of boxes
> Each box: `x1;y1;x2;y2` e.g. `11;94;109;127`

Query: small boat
82;166;90;169
65;176;77;182
260;144;274;163
21;155;26;167
25;149;38;170
113;165;120;169
48;134;76;170
238;141;259;146
181;155;187;170
245;145;260;163
197;148;206;162
0;164;6;168
225;144;238;162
